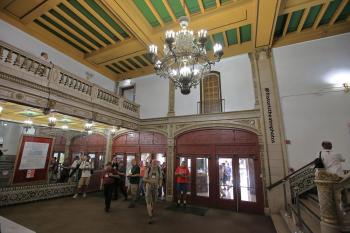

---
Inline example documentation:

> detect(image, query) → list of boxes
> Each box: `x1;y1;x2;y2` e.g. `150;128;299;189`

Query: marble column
105;132;113;164
249;48;289;214
167;79;175;117
166;137;175;201
315;169;342;233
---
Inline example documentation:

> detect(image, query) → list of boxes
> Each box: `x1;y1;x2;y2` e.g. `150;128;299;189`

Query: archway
175;128;264;214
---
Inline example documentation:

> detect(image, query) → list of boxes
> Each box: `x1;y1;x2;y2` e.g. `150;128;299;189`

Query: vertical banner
12;136;54;184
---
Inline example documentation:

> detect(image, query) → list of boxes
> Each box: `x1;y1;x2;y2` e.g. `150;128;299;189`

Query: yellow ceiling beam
145;0;165;27
20;0;64;24
255;0;281;47
181;0;191;18
198;0;205;13
100;0;158;47
77;0;125;41
162;0;177;22
282;13;292;37
115;66;155;80
216;0;221;7
312;2;330;29
329;0;348;25
53;6;108;47
223;31;229;47
297;7;310;32
98;50;147;66
36;16;93;53
48;11;99;50
280;0;332;15
85;38;145;63
63;2;115;45
273;20;350;47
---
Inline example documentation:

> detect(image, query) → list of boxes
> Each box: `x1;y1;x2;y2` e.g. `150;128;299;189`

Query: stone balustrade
0;40;140;123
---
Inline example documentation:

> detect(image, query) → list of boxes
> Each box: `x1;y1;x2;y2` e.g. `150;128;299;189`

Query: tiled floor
0;194;276;233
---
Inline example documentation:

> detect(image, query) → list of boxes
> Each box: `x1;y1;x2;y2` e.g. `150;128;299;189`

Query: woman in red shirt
100;162;118;212
175;161;190;208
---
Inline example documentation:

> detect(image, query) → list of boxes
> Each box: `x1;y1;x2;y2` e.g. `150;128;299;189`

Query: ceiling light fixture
110;126;116;135
48;115;57;127
148;16;223;95
23;119;33;132
344;83;349;93
84;120;93;131
61;125;68;130
0;106;3;113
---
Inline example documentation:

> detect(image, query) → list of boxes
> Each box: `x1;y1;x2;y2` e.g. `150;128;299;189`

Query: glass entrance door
216;155;261;212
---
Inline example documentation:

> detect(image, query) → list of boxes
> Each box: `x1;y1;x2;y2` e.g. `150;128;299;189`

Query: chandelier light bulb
0;106;3;113
165;30;175;39
213;43;223;53
87;130;93;135
24;119;33;125
198;29;207;38
48;116;57;127
149;44;158;54
180;66;191;77
84;120;93;131
110;127;116;135
62;125;68;130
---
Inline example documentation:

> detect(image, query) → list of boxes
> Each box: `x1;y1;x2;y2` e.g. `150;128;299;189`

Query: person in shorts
175;161;190;208
73;155;93;198
143;160;163;224
127;159;140;208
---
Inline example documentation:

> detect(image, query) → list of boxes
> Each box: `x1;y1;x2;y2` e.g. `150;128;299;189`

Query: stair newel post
314;169;342;233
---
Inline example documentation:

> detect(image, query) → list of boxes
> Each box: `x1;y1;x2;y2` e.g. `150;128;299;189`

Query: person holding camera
73;155;93;198
100;162;119;212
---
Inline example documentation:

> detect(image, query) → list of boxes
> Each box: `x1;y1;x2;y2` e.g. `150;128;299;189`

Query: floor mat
165;204;208;216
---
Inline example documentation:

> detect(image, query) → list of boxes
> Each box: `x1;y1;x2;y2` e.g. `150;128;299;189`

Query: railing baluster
5;50;13;63
0;46;4;60
14;54;21;66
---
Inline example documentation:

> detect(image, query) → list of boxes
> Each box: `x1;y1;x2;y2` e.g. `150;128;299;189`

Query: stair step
307;193;319;203
300;198;320;220
299;205;321;233
271;213;291;233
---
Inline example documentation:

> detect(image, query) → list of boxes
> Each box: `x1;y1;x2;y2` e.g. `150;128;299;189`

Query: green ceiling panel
86;0;129;38
134;56;149;66
119;61;134;70
212;32;225;47
320;0;342;25
151;0;172;23
202;0;216;9
205;37;212;51
185;0;201;14
68;0;119;41
225;28;238;46
303;4;322;29
34;19;87;53
49;9;102;48
239;24;251;42
288;9;304;33
58;3;110;45
134;0;160;27
220;0;231;4
106;65;120;74
112;63;127;73
126;58;141;69
41;14;94;51
167;0;186;18
274;14;287;37
336;0;350;22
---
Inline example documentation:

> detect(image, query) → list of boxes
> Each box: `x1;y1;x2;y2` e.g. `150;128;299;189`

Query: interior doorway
175;128;263;214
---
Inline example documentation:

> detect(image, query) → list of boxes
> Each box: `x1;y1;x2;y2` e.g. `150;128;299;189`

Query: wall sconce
48;115;57;127
23;119;33;132
110;126;116;135
344;83;349;93
84;120;93;131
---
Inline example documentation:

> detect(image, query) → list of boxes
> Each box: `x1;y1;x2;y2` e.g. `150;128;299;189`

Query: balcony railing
197;99;225;114
0;40;140;118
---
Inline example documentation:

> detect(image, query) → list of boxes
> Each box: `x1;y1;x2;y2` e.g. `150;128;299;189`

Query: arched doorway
112;131;167;174
175;128;263;214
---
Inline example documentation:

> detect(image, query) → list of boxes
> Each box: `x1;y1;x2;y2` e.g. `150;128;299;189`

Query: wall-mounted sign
265;88;276;143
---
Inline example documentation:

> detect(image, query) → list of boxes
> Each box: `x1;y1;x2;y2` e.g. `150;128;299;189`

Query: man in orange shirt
175;161;190;208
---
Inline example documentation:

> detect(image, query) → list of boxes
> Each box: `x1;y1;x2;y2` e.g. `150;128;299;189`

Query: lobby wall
0;19;115;92
274;33;350;170
134;54;255;118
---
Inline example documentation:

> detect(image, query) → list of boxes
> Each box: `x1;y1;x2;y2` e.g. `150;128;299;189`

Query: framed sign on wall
11;135;54;185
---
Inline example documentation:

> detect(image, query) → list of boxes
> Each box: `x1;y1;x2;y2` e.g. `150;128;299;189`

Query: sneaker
73;194;78;199
83;193;86;198
148;217;154;224
105;207;110;213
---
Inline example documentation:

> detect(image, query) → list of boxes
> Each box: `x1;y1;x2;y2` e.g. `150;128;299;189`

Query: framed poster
12;135;54;184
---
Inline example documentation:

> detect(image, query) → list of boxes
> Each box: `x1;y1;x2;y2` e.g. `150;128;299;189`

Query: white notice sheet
19;142;49;170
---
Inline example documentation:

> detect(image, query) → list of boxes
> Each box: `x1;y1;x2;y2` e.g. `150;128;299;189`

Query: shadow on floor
0;194;276;233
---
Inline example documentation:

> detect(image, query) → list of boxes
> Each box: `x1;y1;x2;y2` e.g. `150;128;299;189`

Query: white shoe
73;194;78;199
83;193;86;198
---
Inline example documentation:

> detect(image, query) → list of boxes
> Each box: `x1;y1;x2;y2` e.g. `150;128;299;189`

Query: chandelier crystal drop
148;16;223;95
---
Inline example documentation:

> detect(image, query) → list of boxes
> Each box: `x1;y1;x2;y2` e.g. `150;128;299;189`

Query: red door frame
174;128;264;214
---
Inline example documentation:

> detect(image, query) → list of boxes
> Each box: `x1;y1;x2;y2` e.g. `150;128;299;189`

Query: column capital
254;47;272;61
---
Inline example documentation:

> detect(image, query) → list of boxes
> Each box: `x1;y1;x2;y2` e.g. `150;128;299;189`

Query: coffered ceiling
0;0;349;81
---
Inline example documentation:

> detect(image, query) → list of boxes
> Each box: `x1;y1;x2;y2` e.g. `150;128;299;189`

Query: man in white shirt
73;155;93;198
320;141;346;177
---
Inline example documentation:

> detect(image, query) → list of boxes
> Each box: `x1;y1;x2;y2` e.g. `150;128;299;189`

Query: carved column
105;133;113;164
166;137;175;201
249;48;289;214
167;79;175;117
315;169;342;233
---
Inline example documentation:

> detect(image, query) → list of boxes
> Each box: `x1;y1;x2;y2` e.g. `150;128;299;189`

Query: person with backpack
143;159;163;224
318;141;346;177
69;155;82;182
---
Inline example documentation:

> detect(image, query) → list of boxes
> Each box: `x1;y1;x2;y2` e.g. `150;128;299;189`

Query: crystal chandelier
48;115;57;127
148;16;223;95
